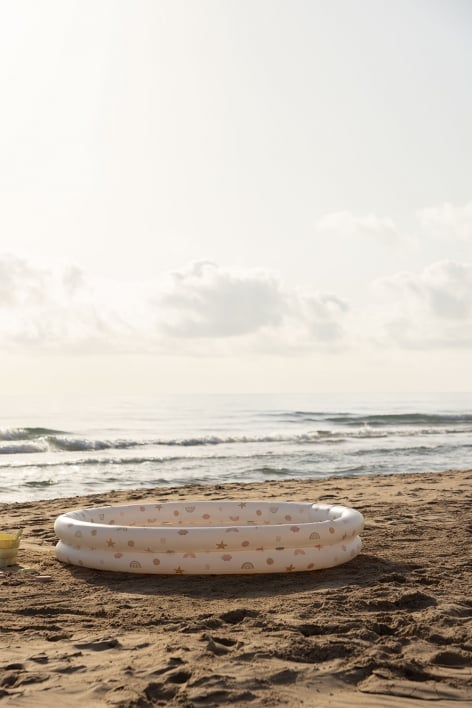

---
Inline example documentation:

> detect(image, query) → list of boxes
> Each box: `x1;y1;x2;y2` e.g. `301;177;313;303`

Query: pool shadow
63;553;419;599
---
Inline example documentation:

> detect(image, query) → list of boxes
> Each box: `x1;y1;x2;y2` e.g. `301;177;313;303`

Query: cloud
154;262;349;353
417;202;472;241
373;260;472;348
295;292;348;343
158;261;286;338
3;252;471;356
0;255;130;353
0;255;48;307
0;256;349;355
316;202;472;247
315;211;404;244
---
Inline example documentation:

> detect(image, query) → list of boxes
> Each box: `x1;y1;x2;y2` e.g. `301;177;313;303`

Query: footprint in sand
73;638;121;651
219;608;259;625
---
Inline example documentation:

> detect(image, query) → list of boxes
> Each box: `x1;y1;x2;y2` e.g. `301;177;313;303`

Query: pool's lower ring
56;535;362;574
54;500;364;575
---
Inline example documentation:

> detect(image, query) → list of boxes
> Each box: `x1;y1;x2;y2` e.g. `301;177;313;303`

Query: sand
1;470;471;707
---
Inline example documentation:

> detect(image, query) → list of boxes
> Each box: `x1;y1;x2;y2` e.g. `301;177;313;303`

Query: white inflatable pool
55;500;364;574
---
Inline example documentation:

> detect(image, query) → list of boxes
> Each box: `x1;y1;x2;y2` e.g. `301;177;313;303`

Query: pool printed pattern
55;501;364;574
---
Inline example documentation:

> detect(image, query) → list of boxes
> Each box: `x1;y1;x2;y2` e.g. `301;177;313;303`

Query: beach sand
1;470;471;707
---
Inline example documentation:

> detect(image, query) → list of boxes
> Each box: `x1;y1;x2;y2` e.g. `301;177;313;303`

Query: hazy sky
1;0;471;395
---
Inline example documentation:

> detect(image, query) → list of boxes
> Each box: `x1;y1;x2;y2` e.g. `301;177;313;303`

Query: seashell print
269;506;279;513
241;562;254;570
309;532;320;540
185;506;195;513
229;516;240;522
129;560;142;568
294;549;306;555
225;527;239;533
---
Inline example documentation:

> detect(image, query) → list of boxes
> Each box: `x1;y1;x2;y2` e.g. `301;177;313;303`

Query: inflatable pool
55;500;364;575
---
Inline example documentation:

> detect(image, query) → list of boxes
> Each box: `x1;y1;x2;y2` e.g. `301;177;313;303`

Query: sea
1;392;471;503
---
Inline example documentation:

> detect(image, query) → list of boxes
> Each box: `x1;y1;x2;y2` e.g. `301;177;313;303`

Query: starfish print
106;538;116;548
174;566;184;574
286;564;295;572
238;502;247;508
216;541;227;549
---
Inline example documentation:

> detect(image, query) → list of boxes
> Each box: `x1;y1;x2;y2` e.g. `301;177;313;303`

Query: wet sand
1;470;471;706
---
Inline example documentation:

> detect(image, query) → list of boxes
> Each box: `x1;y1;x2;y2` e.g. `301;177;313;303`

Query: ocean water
1;392;471;503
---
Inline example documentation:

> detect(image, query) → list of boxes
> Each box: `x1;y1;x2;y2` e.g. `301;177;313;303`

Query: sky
1;0;471;395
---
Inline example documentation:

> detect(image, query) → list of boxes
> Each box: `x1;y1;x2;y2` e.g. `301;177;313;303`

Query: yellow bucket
0;530;22;567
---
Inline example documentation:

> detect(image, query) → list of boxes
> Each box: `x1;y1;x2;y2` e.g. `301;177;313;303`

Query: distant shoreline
3;465;472;507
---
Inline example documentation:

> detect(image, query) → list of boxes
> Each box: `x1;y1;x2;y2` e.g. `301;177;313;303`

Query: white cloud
0;256;349;355
373;260;472;348
315;211;404;244
0;255;48;307
0;254;131;353
158;261;286;338
4;248;471;359
418;202;472;241
154;262;349;353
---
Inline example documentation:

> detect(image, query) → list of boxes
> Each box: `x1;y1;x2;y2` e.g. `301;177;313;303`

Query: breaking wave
1;420;472;457
0;427;67;441
285;412;472;426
